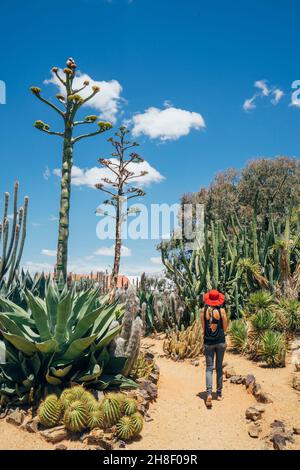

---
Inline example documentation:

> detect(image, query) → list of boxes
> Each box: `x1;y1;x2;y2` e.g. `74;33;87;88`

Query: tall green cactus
31;58;112;281
161;210;300;320
0;181;28;287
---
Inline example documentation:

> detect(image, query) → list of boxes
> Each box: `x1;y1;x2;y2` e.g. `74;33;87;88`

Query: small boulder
6;409;25;427
271;420;285;429
25;417;39;433
245;374;256;388
230;375;243;384
253;404;266;414
40;425;68;444
248;423;260;438
144;413;153;422
292;375;300;392
118;440;126;448
55;444;68;451
256;391;273;404
85;428;105;446
253;383;262;398
271;433;286;450
245;406;262;421
224;367;236;378
293;425;300;435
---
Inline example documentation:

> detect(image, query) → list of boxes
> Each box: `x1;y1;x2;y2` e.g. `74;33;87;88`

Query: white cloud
254;80;270;96
43;166;51;180
129;106;205;141
41;249;57;257
243;80;284;112
53;160;164;188
150;256;163;265
243;95;257;112
49;215;58;221
94;245;132;257
24;261;53;273
44;69;123;123
272;88;284;105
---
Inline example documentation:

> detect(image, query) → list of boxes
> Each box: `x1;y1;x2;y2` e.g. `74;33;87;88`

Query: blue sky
0;0;300;277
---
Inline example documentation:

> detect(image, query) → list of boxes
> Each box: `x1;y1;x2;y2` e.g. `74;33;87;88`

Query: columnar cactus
31;58;112;281
0;181;28;287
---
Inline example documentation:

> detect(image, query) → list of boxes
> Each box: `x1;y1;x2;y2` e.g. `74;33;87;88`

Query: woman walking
201;289;228;409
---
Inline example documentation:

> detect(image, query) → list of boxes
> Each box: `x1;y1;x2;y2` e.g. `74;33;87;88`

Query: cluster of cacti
37;386;143;440
228;290;300;367
130;352;154;380
0;283;127;405
111;287;144;377
163;318;203;360
0;182;28;288
161;210;300;321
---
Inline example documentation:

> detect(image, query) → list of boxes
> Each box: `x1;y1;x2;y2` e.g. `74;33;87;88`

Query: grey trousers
204;342;226;396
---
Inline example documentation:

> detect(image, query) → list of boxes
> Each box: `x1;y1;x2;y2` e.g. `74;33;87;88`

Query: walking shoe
205;395;212;408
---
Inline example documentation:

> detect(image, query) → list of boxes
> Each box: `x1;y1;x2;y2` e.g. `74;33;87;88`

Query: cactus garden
1;0;300;453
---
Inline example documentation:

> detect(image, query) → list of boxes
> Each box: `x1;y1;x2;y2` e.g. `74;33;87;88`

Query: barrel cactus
38;394;62;428
116;415;136;441
130;412;144;434
87;409;105;430
63;400;88;432
100;392;122;427
121;397;138;416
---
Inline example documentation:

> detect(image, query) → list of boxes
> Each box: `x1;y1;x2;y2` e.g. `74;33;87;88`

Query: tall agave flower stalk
0;182;28;287
31;58;112;281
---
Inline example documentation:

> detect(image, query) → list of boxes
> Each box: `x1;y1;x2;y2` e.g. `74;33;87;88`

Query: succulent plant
63;400;88;432
100;392;121;427
121;397;138;416
163;318;203;360
130;412;144;434
38;394;62;428
260;330;286;367
130;352;154;380
228;320;248;353
116;415;136;441
87;409;105;430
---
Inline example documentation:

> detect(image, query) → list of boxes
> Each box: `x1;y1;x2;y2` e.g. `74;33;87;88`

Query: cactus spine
63;400;88;432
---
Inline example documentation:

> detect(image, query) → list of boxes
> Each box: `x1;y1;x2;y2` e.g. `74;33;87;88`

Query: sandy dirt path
0;337;299;450
126;337;300;450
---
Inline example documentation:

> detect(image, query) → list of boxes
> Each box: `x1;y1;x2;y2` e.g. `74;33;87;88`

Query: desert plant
63;399;88;432
0;283;124;405
228;320;248;353
274;298;300;333
260;330;286;367
163;318;203;360
38;394;62;428
130;352;154;380
95;127;147;295
87;408;105;430
121;397;138;416
31;58;112;281
130;412;144;434
0;182;28;287
100;392;122;427
116;415;136;440
111;288;144;377
246;290;275;316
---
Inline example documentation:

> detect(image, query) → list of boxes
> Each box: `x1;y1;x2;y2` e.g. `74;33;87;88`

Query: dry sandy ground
0;337;299;450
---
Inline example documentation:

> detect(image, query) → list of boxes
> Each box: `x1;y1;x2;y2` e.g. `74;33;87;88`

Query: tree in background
186;156;300;227
95;127;147;294
31;58;112;281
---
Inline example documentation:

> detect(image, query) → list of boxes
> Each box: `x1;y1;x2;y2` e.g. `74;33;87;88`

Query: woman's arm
201;307;205;334
221;308;228;333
